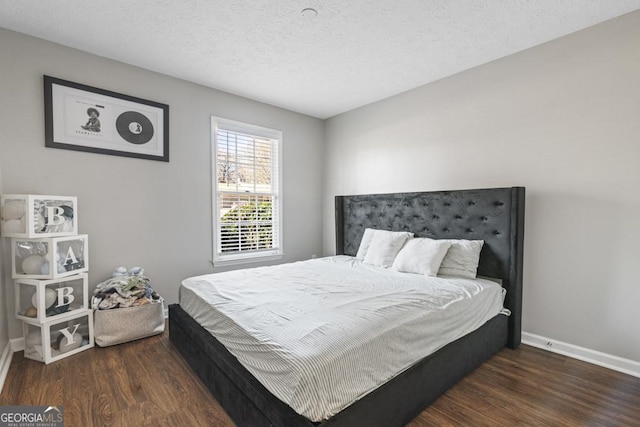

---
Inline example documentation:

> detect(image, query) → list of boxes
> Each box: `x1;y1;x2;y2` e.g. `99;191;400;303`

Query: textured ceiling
1;1;640;118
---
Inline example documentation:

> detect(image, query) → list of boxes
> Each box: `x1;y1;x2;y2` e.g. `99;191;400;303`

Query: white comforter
180;256;506;421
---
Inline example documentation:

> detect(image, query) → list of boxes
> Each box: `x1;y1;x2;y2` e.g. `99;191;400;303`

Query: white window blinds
212;117;282;265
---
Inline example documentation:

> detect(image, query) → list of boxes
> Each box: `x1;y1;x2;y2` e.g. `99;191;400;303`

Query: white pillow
355;228;375;259
438;239;484;278
363;230;412;268
356;228;413;260
392;238;452;276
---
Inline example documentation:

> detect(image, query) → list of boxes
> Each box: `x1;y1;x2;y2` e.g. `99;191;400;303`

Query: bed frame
169;186;525;426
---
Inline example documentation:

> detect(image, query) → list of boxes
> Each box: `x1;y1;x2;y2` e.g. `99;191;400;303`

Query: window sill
211;253;284;268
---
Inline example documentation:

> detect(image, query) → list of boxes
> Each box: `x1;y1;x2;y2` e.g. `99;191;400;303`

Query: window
211;117;283;266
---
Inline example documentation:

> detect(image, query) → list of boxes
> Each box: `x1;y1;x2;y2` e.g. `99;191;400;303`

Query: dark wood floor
1;329;639;427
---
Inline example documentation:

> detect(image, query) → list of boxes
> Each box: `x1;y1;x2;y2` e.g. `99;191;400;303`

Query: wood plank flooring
1;328;639;426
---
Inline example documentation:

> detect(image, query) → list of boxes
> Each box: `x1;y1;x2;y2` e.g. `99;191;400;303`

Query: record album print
115;111;154;145
44;75;169;162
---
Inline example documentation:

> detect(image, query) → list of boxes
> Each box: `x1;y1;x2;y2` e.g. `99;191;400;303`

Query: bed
169;186;525;426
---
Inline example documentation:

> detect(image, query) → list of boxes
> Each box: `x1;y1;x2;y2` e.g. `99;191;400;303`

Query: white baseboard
0;342;13;394
522;332;640;378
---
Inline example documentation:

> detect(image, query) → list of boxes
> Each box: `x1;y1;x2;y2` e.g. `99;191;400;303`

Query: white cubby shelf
11;234;89;279
2;193;93;364
15;273;89;323
23;309;94;364
1;194;77;238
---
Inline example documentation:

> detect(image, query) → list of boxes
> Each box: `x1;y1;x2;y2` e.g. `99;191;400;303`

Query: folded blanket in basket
92;266;165;346
92;267;161;310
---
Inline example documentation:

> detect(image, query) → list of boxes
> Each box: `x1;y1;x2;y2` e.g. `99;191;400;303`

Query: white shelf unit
1;193;93;364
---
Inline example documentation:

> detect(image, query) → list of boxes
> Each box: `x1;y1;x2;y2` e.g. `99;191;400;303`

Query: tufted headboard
335;187;525;348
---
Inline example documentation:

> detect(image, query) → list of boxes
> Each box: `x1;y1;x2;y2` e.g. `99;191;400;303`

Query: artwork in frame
44;75;169;162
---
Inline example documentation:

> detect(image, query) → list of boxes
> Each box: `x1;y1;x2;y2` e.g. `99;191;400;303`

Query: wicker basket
93;300;164;347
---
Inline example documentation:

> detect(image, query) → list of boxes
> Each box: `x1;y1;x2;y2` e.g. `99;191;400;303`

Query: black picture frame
44;75;169;162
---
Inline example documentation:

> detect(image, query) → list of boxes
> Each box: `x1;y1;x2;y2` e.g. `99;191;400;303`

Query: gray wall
324;12;640;362
3;12;639;365
0;159;8;359
0;28;325;339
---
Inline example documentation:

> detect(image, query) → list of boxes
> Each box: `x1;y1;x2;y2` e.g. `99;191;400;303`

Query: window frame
211;116;283;267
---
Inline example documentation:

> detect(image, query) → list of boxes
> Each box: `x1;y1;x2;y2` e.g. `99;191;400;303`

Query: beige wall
0;29;325;339
323;12;640;362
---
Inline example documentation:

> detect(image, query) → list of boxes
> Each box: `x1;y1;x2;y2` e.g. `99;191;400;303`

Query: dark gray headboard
335;187;525;348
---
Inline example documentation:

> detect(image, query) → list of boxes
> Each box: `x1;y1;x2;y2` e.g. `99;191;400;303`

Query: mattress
179;256;506;422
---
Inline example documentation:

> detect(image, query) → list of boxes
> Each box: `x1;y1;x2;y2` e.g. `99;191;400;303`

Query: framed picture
44;75;169;162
